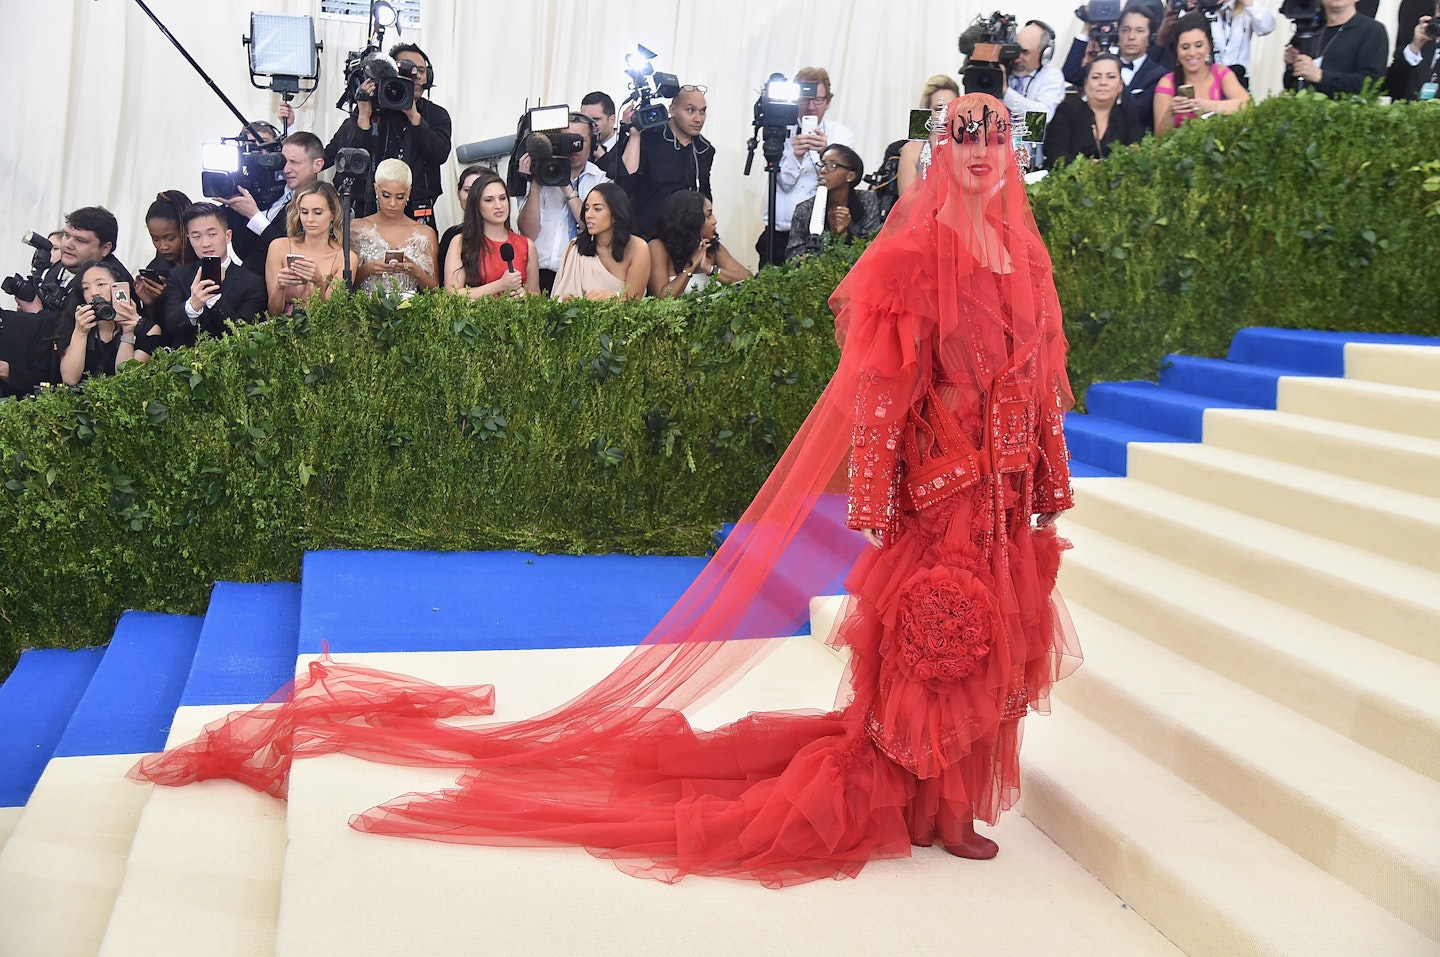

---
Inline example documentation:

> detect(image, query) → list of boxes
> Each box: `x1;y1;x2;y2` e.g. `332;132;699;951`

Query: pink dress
1156;64;1235;127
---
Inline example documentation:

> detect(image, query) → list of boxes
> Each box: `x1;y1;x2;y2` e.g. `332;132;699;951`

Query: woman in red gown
132;93;1080;886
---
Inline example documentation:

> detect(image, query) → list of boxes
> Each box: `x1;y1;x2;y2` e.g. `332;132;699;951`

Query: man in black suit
1283;0;1389;93
1064;5;1169;128
157;204;266;350
237;131;327;279
1391;8;1440;97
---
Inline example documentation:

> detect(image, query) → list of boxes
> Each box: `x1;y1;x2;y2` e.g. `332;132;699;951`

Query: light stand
335;149;371;289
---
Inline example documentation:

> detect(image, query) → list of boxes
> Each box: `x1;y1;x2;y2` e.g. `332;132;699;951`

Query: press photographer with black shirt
1283;0;1388;94
617;85;714;239
325;43;453;228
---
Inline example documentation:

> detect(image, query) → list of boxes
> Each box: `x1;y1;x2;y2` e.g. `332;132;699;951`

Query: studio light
371;2;399;29
244;13;320;97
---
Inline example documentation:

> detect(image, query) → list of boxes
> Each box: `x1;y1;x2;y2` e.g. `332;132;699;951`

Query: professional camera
2;232;66;311
1076;0;1124;52
1170;0;1225;15
1426;16;1440;38
200;137;286;208
959;12;1023;97
505;105;588;195
620;45;682;133
86;296;116;324
337;46;415;114
1279;0;1325;56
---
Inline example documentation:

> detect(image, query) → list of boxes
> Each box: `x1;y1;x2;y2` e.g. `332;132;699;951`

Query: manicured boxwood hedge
3;92;1437;674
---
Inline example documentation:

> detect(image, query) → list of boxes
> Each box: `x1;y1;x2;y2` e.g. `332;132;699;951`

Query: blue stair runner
0;648;105;806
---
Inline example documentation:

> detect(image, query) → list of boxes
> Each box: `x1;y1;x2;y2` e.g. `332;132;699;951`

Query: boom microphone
454;133;518;165
500;243;516;272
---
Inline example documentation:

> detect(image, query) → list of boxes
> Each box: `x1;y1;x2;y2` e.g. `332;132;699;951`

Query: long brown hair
460;172;509;287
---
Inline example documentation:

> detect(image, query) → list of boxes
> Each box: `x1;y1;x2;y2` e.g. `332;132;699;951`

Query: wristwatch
120;335;137;345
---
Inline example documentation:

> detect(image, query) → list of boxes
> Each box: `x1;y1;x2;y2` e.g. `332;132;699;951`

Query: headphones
569;111;601;161
1025;19;1057;66
389;43;435;91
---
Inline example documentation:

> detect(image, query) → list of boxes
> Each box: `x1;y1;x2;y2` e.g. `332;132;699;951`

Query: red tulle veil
131;94;1080;886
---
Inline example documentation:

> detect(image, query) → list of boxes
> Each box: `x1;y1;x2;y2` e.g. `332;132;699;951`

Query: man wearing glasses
756;66;855;268
618;85;714;239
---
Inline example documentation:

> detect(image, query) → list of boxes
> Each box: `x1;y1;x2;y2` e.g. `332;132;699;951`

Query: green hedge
1030;91;1440;396
4;93;1439;674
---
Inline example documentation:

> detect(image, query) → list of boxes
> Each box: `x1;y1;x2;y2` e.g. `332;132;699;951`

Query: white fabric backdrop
1;0;1398;278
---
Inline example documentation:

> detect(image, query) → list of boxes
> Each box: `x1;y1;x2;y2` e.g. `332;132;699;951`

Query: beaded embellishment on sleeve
847;371;903;535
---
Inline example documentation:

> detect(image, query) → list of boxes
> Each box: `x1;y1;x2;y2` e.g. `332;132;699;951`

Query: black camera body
507;106;588;195
1077;0;1125;51
87;296;116;324
1426;16;1440;38
3;232;66;311
337;47;416;114
1280;0;1326;54
201;138;287;209
959;12;1023;97
622;46;682;134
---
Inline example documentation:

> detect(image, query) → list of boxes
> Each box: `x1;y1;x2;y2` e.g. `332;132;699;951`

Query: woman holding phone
446;171;540;299
1152;14;1250;136
57;260;161;385
134;190;196;310
352;158;439;295
265;181;357;316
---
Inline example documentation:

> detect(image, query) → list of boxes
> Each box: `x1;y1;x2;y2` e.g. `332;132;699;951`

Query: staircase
0;328;1436;956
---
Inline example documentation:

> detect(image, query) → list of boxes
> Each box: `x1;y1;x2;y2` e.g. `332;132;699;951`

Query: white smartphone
800;114;819;136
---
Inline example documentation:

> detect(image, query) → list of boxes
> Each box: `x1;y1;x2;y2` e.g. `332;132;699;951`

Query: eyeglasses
817;161;852;171
799;95;833;104
679;84;708;94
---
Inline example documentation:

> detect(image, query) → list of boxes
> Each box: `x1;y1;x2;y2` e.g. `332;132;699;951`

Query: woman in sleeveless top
265;181;355;316
445;171;539;299
551;182;650;301
647;190;749;298
1153;14;1251;135
352;158;439;296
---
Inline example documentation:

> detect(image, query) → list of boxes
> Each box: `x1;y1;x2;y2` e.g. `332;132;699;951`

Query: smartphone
200;256;223;286
385;249;407;264
286;254;306;268
1176;84;1195;100
111;281;131;305
137;268;166;285
908;108;932;140
799;114;818;136
1024;110;1047;143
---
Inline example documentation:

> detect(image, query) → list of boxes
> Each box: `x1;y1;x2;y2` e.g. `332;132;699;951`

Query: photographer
516;113;611;294
617;85;714;239
1388;0;1437;96
237;132;328;280
1004;21;1068;121
755;67;855;268
57;261;161;386
1064;5;1170;121
158;204;267;349
11;207;131;315
326;43;452;226
1391;8;1439;98
1282;0;1387;93
217;121;289;268
580;91;624;177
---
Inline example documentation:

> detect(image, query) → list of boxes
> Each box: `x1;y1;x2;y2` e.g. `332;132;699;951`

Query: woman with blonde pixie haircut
352;158;439;295
265;181;357;316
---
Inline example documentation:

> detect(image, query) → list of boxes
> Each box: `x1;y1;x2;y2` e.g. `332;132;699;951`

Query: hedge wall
3;93;1438;674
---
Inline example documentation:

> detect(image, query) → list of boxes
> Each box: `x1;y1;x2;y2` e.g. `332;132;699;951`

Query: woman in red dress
444;171;539;299
132;93;1080;885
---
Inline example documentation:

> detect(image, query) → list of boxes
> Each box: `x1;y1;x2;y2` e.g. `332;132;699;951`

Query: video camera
1076;0;1124;52
1279;0;1325;56
506;105;588;195
959;12;1023;97
744;73;819;174
621;45;682;133
1169;0;1225;14
337;45;416;114
2;232;66;312
200;136;286;208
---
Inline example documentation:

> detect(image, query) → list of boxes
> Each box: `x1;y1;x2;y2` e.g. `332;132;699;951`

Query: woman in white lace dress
352;158;439;295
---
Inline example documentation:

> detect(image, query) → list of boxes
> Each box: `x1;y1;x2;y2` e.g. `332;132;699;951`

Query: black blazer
1062;39;1169;130
326;98;453;218
1044;96;1147;168
158;261;267;349
1394;40;1439;99
239;204;291;279
1283;15;1389;95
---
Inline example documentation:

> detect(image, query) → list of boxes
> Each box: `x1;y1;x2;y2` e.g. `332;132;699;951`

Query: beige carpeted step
1277;376;1440;441
1020;706;1440;957
1058;603;1440;940
1345;342;1440;392
1066;478;1440;666
98;705;287;957
1057;522;1440;782
0;806;20;855
1124;442;1440;574
0;755;151;957
808;593;851;655
1202;408;1440;498
271;643;1177;957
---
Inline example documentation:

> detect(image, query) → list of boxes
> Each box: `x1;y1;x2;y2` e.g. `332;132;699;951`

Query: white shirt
1003;63;1066;121
765;118;856;231
519;162;610;271
1119;53;1149;86
1211;2;1277;71
246;187;292;236
183;246;241;321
